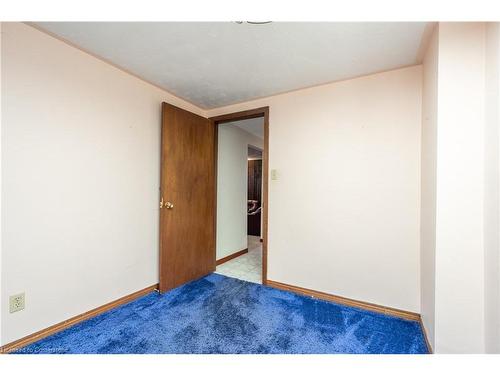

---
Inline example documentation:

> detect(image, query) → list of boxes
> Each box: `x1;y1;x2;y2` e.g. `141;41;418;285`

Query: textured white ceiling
34;22;428;109
229;118;264;139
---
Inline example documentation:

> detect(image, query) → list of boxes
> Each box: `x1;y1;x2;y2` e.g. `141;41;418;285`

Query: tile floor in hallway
215;235;262;284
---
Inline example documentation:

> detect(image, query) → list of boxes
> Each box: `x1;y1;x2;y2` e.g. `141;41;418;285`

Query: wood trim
266;280;420;322
419;319;434;354
216;248;249;266
0;284;159;354
262;107;269;285
212;119;219;271
209;107;269;124
0;279;432;354
210;106;269;286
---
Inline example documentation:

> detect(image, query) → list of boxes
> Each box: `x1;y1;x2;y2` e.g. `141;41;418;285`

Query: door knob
165;202;174;209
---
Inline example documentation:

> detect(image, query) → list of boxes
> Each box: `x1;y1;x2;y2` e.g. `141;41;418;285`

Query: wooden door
159;103;215;293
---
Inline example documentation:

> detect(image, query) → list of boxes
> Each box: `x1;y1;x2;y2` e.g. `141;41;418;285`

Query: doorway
214;123;263;283
211;108;269;285
158;104;268;293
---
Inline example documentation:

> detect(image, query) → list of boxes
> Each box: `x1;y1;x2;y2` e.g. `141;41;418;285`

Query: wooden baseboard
0;279;432;354
268;279;433;353
419;319;434;354
216;248;248;266
0;284;159;354
266;279;420;322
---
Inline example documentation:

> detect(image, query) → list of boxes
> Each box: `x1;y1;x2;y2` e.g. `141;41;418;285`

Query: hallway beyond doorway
215;236;262;283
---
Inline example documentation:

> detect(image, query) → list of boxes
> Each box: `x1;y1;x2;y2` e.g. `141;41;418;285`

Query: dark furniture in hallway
248;159;262;236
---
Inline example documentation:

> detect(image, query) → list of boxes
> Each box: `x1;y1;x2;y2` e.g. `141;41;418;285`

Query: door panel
159;103;215;293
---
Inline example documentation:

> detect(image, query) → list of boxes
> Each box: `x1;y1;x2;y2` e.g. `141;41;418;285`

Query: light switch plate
271;169;278;180
9;293;25;313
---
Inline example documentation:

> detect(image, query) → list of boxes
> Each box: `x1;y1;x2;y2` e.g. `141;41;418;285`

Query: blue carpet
15;274;428;354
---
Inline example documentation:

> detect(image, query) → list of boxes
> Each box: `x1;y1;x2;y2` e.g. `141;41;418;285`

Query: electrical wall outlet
9;293;25;313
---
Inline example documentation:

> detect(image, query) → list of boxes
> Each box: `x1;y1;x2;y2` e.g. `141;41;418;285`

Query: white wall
0;22;423;345
208;66;423;313
419;22;500;354
0;22;205;345
420;25;438;351
484;22;500;354
216;122;263;260
434;23;486;353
